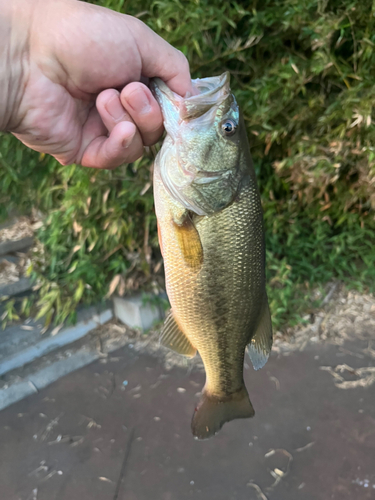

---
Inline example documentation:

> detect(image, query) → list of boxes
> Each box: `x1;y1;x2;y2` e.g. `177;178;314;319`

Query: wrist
0;0;32;132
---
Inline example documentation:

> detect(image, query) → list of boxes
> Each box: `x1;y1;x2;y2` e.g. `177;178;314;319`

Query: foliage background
1;0;375;328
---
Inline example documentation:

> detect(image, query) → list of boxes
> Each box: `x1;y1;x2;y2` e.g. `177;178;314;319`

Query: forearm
0;0;31;132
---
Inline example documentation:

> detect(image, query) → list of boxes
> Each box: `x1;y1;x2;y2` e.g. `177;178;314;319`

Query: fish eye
221;119;237;136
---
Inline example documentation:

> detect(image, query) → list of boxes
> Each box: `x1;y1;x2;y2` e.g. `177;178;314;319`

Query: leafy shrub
1;0;375;328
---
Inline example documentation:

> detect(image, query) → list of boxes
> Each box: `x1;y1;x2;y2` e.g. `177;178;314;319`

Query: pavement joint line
113;427;136;500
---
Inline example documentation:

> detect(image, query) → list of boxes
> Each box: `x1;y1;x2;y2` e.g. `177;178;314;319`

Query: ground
0;288;375;500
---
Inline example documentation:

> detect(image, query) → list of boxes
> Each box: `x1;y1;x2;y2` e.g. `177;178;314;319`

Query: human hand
0;0;192;168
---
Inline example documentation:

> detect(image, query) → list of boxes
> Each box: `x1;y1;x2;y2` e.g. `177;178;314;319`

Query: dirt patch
0;215;42;287
0;216;41;243
274;284;375;355
0;254;31;286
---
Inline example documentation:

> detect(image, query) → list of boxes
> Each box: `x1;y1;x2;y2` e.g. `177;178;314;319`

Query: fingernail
122;127;136;148
126;89;152;115
105;93;125;121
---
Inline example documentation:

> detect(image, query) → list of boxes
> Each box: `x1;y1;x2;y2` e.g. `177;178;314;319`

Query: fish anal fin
160;311;197;358
247;299;273;371
173;214;203;270
191;385;254;440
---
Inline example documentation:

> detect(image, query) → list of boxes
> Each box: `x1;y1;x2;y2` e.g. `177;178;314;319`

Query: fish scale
152;73;272;439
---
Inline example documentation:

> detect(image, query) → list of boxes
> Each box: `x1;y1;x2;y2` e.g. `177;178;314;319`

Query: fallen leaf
73;221;82;234
291;63;299;74
105;274;121;298
103;189;110;204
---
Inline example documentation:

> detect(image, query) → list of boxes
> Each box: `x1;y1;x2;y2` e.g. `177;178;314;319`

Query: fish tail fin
191;385;255;440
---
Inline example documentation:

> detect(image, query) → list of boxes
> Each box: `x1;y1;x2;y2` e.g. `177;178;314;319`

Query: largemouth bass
151;73;272;440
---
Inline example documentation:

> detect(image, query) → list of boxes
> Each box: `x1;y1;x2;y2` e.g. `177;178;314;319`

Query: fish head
152;73;244;216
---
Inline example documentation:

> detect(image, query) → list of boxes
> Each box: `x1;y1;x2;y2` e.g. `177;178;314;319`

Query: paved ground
1;336;374;500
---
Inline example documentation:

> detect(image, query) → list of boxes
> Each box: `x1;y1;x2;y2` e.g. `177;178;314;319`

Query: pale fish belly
154;168;266;398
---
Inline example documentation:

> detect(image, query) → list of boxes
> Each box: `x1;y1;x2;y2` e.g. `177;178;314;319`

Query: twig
348;15;358;73
194;35;263;70
321;364;375;389
41;414;63;441
101;244;123;263
247;482;268;500
321;282;339;306
295;441;315;452
269;376;280;390
265;449;293;490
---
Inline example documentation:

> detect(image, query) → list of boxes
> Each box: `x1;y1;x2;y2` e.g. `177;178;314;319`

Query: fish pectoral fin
173;213;203;270
160;311;197;358
247;298;273;371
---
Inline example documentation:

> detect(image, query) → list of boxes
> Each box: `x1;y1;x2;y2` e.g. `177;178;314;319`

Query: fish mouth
151;72;231;122
150;78;179;109
192;72;230;96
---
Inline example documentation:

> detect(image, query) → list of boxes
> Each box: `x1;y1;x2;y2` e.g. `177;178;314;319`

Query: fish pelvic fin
247;298;273;371
191;385;255;440
160;311;197;358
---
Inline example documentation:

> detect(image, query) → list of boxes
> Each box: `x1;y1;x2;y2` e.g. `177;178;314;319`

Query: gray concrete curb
0;236;33;256
0;277;33;297
0;308;113;377
113;294;166;330
0;328;132;411
0;291;167;412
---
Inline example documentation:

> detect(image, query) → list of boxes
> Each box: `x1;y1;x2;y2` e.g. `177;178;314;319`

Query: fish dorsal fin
173;214;203;270
160;311;197;358
247;299;273;370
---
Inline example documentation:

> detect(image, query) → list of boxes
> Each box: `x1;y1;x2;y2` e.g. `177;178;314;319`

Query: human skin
0;0;193;168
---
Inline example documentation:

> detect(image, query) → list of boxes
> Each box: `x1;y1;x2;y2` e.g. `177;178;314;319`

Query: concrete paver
0;338;374;500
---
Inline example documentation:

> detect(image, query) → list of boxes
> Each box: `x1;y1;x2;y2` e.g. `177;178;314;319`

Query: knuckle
177;51;190;72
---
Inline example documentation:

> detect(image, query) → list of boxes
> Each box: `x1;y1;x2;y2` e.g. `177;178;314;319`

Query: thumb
32;1;193;98
128;17;193;97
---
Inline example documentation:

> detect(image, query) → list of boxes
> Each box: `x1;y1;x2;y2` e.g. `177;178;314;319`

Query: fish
151;72;272;440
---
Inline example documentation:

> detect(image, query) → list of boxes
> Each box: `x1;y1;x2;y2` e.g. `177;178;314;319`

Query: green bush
1;0;375;328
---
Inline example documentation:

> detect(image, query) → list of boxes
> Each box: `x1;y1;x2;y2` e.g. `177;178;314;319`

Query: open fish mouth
151;72;231;122
181;72;231;120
